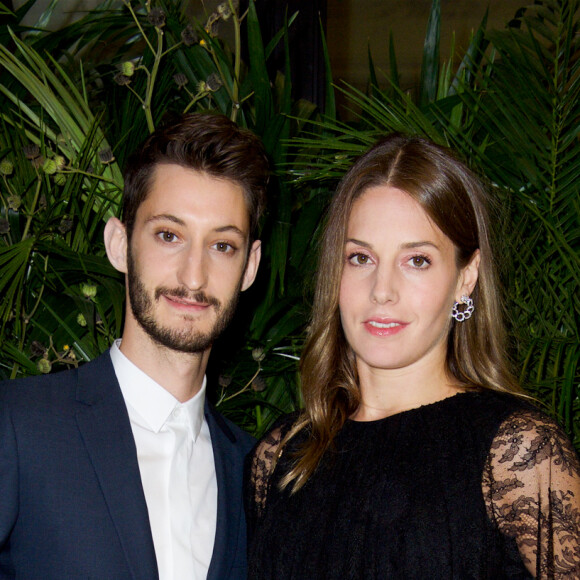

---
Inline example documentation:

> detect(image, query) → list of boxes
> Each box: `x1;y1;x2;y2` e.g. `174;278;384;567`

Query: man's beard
126;247;241;354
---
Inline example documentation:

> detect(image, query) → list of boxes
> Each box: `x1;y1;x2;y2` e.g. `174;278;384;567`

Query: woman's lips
364;318;408;336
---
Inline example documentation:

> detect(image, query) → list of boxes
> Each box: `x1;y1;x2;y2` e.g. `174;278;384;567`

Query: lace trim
248;426;285;517
483;409;580;578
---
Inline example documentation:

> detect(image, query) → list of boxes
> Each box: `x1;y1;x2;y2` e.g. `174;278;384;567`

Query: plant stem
143;28;164;133
183;92;208;114
2;174;17;198
125;0;162;132
230;0;242;122
21;176;42;240
219;364;261;404
25;254;48;323
10;254;49;379
203;41;235;103
127;1;156;55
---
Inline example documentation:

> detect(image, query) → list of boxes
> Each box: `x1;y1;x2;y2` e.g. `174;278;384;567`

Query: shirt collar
110;339;206;440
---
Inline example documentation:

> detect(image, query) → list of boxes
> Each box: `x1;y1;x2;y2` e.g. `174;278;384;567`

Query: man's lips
162;294;211;310
155;286;221;311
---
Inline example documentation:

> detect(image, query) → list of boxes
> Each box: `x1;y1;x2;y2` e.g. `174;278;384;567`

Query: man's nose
177;245;208;291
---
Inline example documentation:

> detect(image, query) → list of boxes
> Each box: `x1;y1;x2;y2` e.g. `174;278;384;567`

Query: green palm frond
0;32;123;204
284;0;579;445
449;1;579;435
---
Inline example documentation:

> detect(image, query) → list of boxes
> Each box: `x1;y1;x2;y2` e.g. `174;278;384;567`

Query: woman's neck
352;358;463;422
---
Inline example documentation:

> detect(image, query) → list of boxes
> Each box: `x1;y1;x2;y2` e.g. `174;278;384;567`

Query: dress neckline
345;390;480;427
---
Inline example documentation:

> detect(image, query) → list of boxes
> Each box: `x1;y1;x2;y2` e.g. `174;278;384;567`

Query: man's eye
158;231;177;242
214;242;234;253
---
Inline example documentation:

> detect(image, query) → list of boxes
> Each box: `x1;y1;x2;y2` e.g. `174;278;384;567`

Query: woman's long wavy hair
280;133;523;493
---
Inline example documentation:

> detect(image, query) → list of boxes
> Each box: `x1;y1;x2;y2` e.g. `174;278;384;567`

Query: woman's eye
348;253;370;265
409;255;430;268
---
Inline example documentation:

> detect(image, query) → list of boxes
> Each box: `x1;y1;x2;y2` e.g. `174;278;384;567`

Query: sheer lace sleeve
482;408;580;578
244;424;285;540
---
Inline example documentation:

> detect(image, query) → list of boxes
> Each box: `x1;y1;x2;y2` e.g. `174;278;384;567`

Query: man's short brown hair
122;113;269;242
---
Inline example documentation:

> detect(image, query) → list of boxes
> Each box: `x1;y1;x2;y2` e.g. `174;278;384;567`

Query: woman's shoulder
459;389;573;448
441;389;578;467
450;388;536;434
456;387;531;411
250;412;302;466
481;392;580;511
489;403;579;474
245;412;304;519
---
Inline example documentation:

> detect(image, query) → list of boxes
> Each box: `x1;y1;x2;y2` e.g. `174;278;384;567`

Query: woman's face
338;185;478;378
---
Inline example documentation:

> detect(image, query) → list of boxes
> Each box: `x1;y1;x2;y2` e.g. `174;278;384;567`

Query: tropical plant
0;0;320;435
1;0;577;447
287;0;579;447
457;0;580;446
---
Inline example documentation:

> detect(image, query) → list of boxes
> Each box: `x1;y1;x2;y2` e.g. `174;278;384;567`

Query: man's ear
104;217;128;274
241;240;261;292
456;249;480;301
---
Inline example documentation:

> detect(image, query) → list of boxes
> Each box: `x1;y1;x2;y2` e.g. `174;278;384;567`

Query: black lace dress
245;391;580;579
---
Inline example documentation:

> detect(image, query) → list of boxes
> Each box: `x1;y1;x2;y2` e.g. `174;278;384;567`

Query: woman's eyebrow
345;239;440;250
345;238;372;248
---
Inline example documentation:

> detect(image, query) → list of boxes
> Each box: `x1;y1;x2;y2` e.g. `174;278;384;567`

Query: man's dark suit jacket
0;352;255;579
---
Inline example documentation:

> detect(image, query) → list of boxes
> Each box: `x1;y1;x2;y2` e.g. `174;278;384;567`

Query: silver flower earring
452;295;474;322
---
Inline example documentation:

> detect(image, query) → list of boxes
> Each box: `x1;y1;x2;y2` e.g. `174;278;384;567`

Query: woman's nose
371;265;398;305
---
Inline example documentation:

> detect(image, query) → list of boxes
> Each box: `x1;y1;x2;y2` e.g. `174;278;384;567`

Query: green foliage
1;0;577;446
0;0;315;435
455;0;580;444
288;0;579;447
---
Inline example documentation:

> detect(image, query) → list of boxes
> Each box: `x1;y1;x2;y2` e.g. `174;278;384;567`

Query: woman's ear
104;217;128;274
456;249;480;301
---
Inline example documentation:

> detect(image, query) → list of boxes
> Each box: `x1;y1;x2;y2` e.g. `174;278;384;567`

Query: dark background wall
13;0;527;111
327;0;525;93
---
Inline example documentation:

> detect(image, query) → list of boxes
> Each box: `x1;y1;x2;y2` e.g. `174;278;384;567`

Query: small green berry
7;194;21;211
0;159;13;175
37;357;52;374
120;61;135;77
80;282;97;299
43;159;57;175
53;173;67;186
252;347;265;362
53;155;66;170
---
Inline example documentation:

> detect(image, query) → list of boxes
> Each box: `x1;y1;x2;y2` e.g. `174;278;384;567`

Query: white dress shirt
110;340;217;580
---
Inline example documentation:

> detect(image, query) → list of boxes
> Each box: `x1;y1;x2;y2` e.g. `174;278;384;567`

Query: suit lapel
75;354;158;580
205;402;245;580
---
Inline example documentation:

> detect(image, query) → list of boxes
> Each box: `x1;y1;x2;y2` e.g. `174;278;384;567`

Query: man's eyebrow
214;225;246;237
145;215;246;237
145;214;185;226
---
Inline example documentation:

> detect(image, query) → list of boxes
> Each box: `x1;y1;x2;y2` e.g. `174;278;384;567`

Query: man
0;113;269;579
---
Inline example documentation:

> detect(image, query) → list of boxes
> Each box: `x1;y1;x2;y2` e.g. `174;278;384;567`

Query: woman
245;134;580;579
